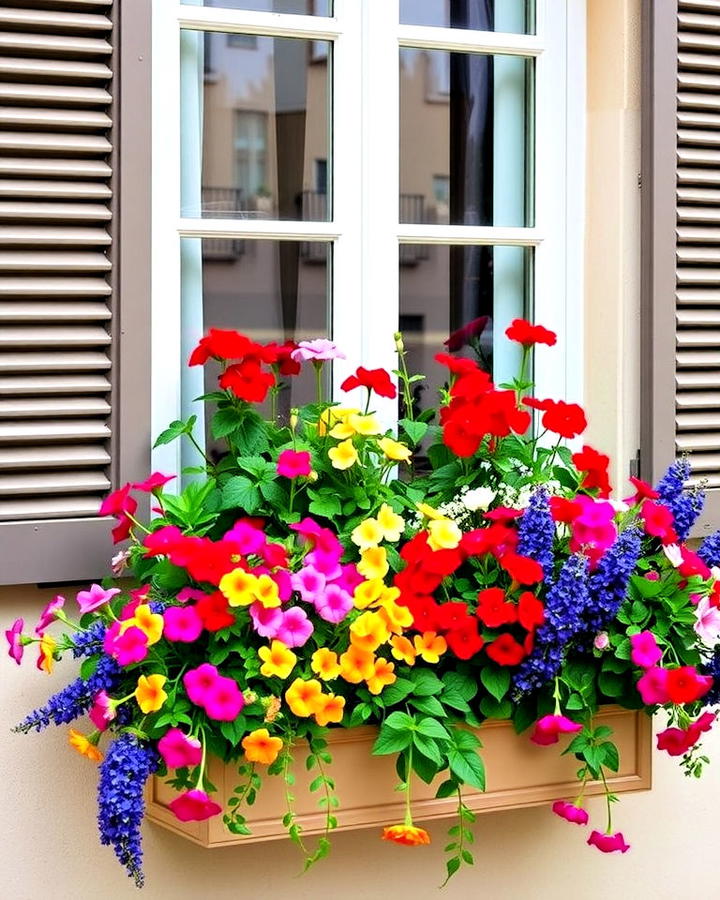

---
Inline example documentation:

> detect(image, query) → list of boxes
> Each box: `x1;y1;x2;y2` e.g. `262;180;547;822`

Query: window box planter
146;706;651;848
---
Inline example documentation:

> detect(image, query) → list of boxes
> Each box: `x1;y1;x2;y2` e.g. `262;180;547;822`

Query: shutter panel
0;0;152;584
642;0;720;535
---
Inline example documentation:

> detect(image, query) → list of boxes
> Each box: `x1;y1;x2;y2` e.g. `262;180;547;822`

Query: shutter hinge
637;172;642;189
629;449;641;479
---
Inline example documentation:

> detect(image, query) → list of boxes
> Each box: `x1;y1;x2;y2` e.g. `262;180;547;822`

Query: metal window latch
629;449;641;480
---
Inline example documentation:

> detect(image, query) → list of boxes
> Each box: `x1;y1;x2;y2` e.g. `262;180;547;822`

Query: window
152;0;585;475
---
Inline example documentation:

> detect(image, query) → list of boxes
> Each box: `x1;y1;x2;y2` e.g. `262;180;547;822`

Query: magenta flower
133;471;175;492
277;449;312;479
530;714;582;746
552;800;589;826
290;517;325;541
158;728;203;769
259;541;288;569
163;606;203;643
36;595;65;635
315;584;353;624
290;339;346;362
203;676;245;721
176;587;206;603
5;618;24;665
291;566;326;604
89;691;116;732
76;583;121;615
275;606;314;648
332;563;364;594
223;518;266;556
656;726;695;757
630;631;663;669
143;524;184;557
168;789;223;823
249;602;283;638
184;663;221;706
305;548;342;580
569;496;618;565
104;624;149;666
587;830;630;854
636;666;670;705
98;482;137;518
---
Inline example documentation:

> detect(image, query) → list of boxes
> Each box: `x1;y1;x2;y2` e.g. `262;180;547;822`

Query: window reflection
399;0;535;34
201;0;332;14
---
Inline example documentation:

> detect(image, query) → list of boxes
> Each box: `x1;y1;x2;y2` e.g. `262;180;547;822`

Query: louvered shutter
0;0;152;584
642;0;720;535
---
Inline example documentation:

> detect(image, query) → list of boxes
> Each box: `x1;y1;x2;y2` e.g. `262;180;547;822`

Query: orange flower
37;634;57;674
285;678;323;717
124;604;164;645
311;648;342;681
377;599;413;634
68;729;103;763
381;824;431;846
339;645;375;683
357;546;389;580
350;611;390;652
390;635;416;666
241;728;283;765
413;631;447;664
253;574;281;609
313;693;346;727
134;673;168;714
366;658;397;695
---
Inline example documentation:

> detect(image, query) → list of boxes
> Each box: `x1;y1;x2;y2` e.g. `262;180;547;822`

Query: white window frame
151;0;585;475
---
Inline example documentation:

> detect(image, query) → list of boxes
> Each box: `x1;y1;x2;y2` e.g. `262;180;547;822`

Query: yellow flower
120;604;164;646
313;693;346;727
329;421;356;440
416;502;445;521
353;578;385;609
351;518;384;550
366;658;397;695
377;437;412;462
390;635;417;666
242;728;283;765
311;648;342;681
253;574;281;609
380;585;401;605
357;546;389;580
259;640;297;679
68;729;103;763
350;611;391;652
328;439;359;470
37;634;57;675
348;413;381;436
413;632;448;664
377;598;413;634
318;406;358;436
339;645;375;683
134;673;168;714
285;678;323;717
219;568;258;607
376;503;405;542
427;518;462;551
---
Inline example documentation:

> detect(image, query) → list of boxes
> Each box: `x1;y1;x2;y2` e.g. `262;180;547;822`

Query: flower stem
313;362;323;405
404;745;414;827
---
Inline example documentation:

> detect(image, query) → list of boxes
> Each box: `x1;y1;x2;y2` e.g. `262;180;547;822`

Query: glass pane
181;238;331;455
181;30;331;220
398;244;532;417
400;0;534;34
199;1;332;14
399;49;533;227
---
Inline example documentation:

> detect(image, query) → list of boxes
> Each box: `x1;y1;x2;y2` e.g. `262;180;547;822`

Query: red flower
549;496;582;523
340;366;397;399
111;516;133;544
436;602;474;633
445;619;484;660
461;524;519;559
265;341;302;376
529;399;587;440
627;476;659;502
444;316;489;352
219;358;275;403
442;414;484;457
144;525;185;557
195;592;236;632
665;666;713;704
180;539;238;585
485;633;527;666
476;588;518;628
406;596;441;632
449;370;494;401
434;353;481;375
188;329;253;366
505;318;557;347
678;547;711;580
572;444;612;497
99;483;137;519
500;553;544;585
639;500;678;545
518;591;545;630
133;472;175;493
483;507;523;523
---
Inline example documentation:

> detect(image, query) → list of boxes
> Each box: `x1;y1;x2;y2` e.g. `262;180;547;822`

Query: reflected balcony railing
200;187;247;260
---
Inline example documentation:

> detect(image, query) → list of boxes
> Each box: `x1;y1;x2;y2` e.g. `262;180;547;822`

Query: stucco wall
4;2;715;899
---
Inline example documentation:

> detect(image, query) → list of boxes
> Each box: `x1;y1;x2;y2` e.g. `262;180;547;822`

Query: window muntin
199;0;333;14
399;0;535;35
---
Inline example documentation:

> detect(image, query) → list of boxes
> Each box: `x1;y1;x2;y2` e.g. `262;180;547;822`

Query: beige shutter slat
678;246;720;262
0;420;110;442
0;325;110;347
0;107;111;129
0;471;110;495
0;58;111;81
677;206;720;222
0;251;111;272
677;370;720;387
0;33;111;57
678;166;720;184
678;187;720;203
678;127;720;146
0;132;111;155
0;276;111;296
676;389;720;406
677;308;720;325
678;109;720;127
0;496;103;520
676;266;720;283
0;158;111;178
677;287;720;304
678;411;720;430
0;179;111;200
0;300;111;320
679;50;720;71
0;351;112;373
0;9;111;32
680;1;720;13
0;397;110;417
0;84;112;106
679;32;720;51
677;349;720;367
0;226;110;247
0;374;110;394
677;146;720;165
679;12;720;31
0;444;110;469
0;201;111;220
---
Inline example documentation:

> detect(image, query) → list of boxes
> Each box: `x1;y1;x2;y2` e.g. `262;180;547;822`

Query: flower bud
393;331;404;353
289;409;299;431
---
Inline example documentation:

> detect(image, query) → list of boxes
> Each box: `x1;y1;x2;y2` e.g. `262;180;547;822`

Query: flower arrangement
7;319;720;887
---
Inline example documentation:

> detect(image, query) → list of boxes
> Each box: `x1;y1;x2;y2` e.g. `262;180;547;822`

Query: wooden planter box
146;706;652;848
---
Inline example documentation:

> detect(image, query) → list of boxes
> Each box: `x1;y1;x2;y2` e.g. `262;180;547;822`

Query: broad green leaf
221;475;261;513
416;717;451;741
448;748;486;791
372;727;413;756
384;710;415;731
153;415;197;448
480;665;511;702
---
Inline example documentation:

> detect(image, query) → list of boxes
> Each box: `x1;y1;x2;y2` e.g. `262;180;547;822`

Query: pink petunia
36;595;64;636
133;472;175;492
630;631;663;669
163;606;203;643
88;691;116;732
331;563;365;595
168;789;223;823
694;596;720;645
158;728;203;769
587;831;630;854
530;714;582;746
291;566;327;604
176;587;207;604
290;339;346;362
314;584;353;624
249;602;284;638
551;800;589;826
304;548;342;580
98;483;137;519
76;583;121;615
184;663;221;706
203;676;245;721
636;666;670;705
276;449;312;479
275;607;314;648
104;624;149;666
223;518;267;556
569;496;618;567
5;618;24;665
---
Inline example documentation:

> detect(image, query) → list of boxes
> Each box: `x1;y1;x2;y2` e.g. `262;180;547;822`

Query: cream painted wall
4;2;714;899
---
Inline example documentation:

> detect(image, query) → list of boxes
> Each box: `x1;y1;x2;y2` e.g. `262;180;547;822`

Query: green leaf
412;732;444;767
348;702;372;728
448;748;486;791
259;480;287;507
598;671;625;699
399;418;428;446
378;677;414;706
416;717;451;741
435;779;458;800
411;669;444;696
442;671;478;701
308;494;342;519
221;475;261;513
384;710;415;731
601;741;620;773
211;408;245;440
410;695;446;717
372;727;413;756
480;665;511;702
479;696;513;720
153;415;197;448
445;857;461;881
79;656;99;680
451;728;482;752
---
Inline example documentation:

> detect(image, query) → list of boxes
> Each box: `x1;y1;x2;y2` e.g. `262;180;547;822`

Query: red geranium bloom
678;547;711;580
195;591;236;632
505;318;557;347
549;496;582;523
444;316;489;352
534;399;587;440
436;602;474;633
500;553;544;585
476;588;518;628
133;472;175;493
627;476;659;502
219;358;275;403
665;666;713;704
639;500;678;545
475;390;532;438
518;591;545;630
572;444;612;497
484;507;523;523
449;370;494;401
182;540;238;586
340;366;397;399
144;525;185;557
406;596;441;632
442;415;483;457
188;328;253;366
265;341;301;376
99;482;137;519
461;524;519;559
435;353;481;376
485;633;527;666
111;515;133;544
445;619;484;660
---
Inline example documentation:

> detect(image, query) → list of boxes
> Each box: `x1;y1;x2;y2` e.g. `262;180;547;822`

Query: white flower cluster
494;478;565;510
